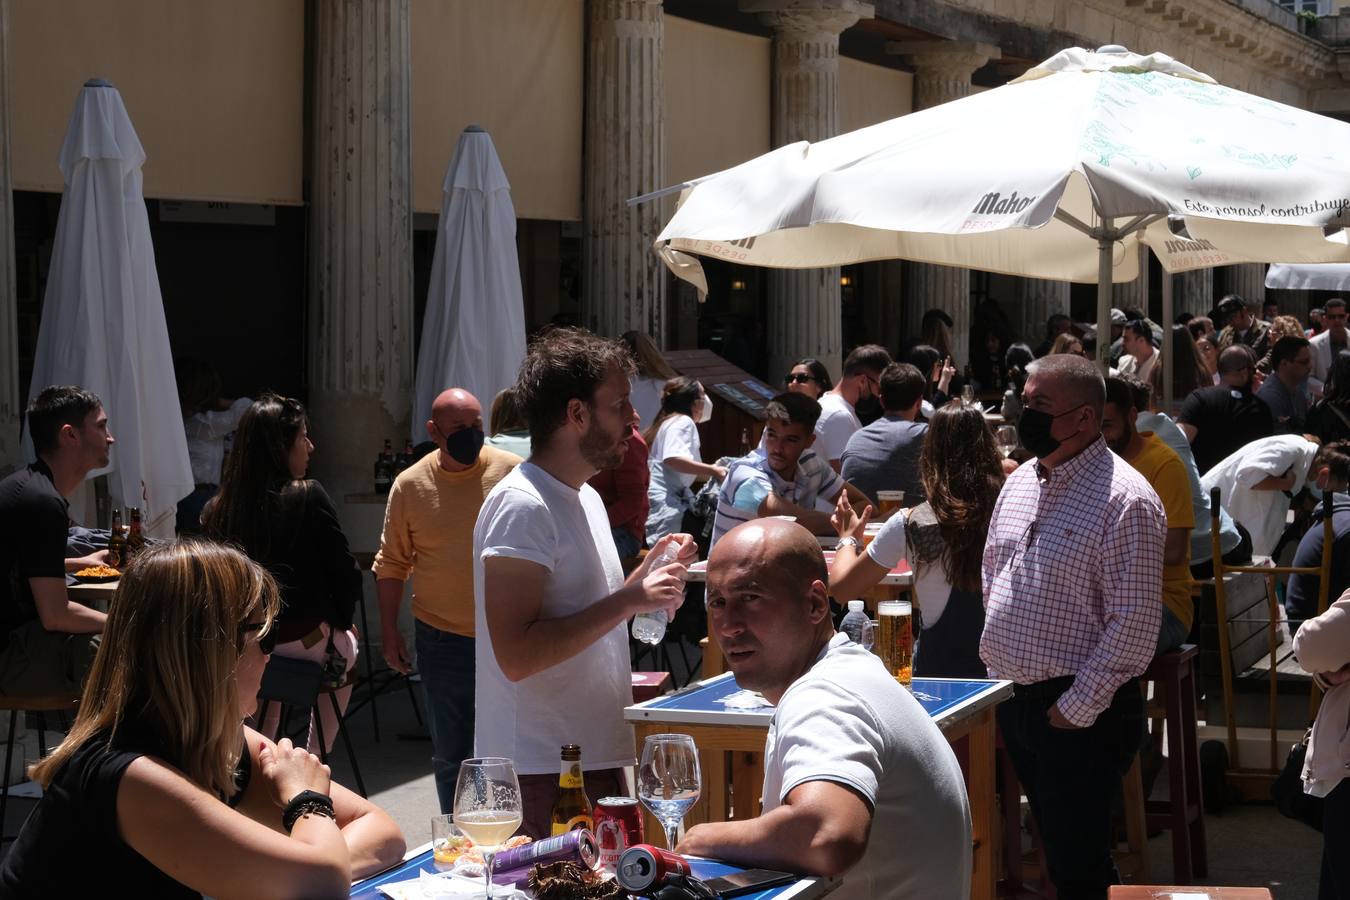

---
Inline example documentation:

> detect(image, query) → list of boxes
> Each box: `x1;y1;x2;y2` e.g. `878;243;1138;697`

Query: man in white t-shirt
473;327;697;838
815;344;892;470
679;519;971;899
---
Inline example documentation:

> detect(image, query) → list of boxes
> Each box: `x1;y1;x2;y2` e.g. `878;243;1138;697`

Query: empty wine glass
453;758;522;899
960;383;976;408
996;425;1019;459
637;734;702;851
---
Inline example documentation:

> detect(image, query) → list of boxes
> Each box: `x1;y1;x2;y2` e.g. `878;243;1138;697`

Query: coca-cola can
593;797;644;873
616;844;691;893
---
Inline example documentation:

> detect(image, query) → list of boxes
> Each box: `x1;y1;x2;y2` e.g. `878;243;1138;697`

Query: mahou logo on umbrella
970;190;1038;216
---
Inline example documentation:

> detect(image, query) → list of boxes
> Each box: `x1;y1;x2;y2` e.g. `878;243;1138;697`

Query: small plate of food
72;565;121;583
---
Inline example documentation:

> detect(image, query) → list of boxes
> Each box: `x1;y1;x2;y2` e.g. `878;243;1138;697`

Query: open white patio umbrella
1266;263;1350;291
649;46;1350;377
412;126;527;441
23;79;192;538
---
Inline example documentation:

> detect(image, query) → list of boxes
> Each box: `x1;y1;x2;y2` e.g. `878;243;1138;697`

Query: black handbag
1270;728;1324;832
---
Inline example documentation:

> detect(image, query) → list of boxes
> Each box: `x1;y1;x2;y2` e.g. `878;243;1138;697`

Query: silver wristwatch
836;536;861;552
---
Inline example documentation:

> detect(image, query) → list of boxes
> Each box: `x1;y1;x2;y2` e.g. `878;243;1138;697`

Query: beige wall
411;0;583;220
665;17;771;186
839;57;913;134
10;0;304;204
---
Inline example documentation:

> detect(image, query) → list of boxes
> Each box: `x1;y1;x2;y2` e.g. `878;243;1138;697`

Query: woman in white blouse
644;377;727;547
828;401;1004;677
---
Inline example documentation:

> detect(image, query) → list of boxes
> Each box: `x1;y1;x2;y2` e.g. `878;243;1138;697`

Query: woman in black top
203;393;363;753
0;540;404;896
1308;350;1350;445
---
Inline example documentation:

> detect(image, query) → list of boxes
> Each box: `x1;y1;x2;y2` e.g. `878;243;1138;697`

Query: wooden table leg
966;708;996;900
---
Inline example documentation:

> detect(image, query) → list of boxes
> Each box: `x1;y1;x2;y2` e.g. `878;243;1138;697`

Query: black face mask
440;425;484;466
1018;405;1082;459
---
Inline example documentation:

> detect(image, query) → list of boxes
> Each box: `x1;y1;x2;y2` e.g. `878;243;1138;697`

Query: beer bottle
107;509;127;569
374;440;394;494
550;744;593;836
126;507;145;560
394;440;415;477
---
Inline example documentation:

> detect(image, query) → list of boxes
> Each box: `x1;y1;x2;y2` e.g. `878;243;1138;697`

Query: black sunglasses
240;620;277;654
785;373;817;385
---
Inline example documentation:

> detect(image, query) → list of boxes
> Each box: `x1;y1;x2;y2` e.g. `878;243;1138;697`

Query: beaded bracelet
282;790;336;833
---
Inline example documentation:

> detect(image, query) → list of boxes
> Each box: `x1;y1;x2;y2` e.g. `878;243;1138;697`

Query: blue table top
624;672;1011;731
351;847;834;899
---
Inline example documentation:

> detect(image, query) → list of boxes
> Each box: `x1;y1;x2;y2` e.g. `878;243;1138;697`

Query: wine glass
637;734;702;851
960;383;976;408
453;758;522;899
996;425;1019;459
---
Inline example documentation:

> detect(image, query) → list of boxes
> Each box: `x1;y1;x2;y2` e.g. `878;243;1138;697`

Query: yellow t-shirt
372;445;521;637
1124;432;1196;631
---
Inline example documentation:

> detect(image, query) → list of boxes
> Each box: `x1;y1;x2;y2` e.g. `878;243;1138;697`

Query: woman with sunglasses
783;358;833;400
0;540;404;896
202;393;363;754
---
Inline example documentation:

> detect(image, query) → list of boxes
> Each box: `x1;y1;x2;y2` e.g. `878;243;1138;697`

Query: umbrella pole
1096;222;1114;375
1161;255;1174;412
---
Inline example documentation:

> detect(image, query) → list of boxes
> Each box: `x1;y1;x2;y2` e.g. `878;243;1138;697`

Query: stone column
582;0;666;342
308;0;414;500
1177;269;1213;319
0;0;16;473
890;41;999;368
1113;246;1150;313
1016;278;1071;348
1225;263;1267;307
744;0;873;381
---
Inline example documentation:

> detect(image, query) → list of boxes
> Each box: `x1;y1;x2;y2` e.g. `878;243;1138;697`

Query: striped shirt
981;437;1165;726
710;449;842;548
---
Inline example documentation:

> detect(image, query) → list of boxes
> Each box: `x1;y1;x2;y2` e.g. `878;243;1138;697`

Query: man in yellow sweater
1101;377;1195;653
374;387;521;813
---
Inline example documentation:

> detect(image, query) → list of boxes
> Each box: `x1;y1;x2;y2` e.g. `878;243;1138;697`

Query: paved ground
0;645;1327;897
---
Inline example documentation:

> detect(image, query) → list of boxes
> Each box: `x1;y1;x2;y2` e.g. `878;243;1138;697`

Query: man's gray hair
1026;354;1106;416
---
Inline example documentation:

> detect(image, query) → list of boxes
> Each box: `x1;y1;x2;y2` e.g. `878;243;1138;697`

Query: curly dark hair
515;327;635;450
918;402;1006;591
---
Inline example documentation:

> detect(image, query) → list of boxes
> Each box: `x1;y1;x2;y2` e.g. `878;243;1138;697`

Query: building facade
2;0;1349;502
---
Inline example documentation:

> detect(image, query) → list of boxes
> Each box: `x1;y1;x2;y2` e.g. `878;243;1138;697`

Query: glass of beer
876;491;905;517
876;600;914;686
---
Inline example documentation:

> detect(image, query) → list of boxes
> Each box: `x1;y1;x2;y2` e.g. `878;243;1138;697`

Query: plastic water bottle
840;600;870;645
632;542;682;644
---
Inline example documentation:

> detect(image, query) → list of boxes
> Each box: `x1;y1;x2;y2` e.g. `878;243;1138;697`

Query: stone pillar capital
886;40;1000;79
740;0;873;40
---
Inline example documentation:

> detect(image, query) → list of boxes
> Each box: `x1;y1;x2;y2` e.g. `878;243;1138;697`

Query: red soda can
593;797;644;873
617;844;691;892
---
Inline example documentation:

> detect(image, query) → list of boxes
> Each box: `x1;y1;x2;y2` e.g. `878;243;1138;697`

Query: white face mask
697;391;714;424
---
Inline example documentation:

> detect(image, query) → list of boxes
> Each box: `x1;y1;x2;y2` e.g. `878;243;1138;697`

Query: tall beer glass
876;599;914;686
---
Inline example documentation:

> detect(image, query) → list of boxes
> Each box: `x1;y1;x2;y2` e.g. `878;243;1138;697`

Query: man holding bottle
472;328;696;838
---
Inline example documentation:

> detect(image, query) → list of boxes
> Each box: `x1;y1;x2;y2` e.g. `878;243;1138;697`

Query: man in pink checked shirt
981;354;1165;900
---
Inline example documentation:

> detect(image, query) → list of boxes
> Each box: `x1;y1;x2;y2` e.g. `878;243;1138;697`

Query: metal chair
0;695;79;841
254;656;367;797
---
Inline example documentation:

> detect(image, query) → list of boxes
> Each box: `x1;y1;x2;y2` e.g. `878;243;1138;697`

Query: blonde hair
31;539;280;798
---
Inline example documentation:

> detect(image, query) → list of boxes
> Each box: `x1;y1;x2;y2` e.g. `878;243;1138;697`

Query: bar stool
0;695;79;840
1139;644;1208;882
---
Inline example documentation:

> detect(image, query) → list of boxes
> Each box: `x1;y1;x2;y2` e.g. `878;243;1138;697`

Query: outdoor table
350;841;837;899
67;578;117;607
625;672;1012;900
